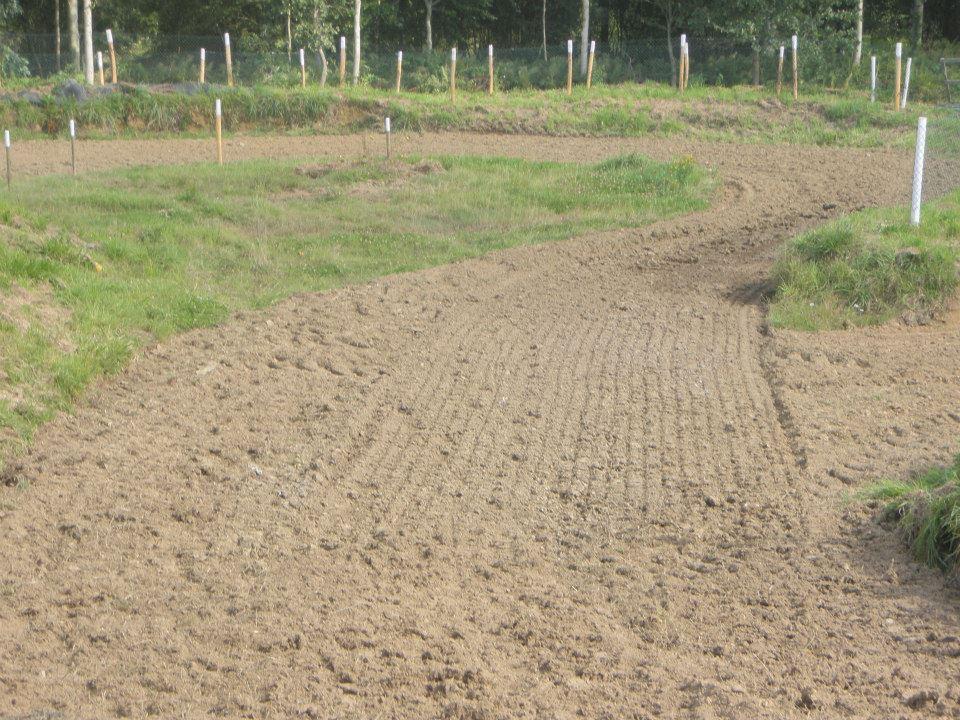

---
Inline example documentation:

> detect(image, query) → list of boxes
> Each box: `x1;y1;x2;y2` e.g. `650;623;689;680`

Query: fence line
0;32;953;102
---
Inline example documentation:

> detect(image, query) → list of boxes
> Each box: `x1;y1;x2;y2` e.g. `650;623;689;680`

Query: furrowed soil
2;133;960;718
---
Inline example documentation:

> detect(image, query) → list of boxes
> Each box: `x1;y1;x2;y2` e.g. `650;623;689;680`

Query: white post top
385;117;391;133
452;47;457;60
895;42;902;57
215;98;222;117
567;39;573;54
779;45;784;59
4;130;9;149
680;34;686;45
590;40;595;52
300;48;305;65
224;32;230;46
97;51;103;66
200;48;205;59
69;119;76;137
398;50;403;60
106;29;113;44
488;44;493;57
340;36;346;49
792;34;798;50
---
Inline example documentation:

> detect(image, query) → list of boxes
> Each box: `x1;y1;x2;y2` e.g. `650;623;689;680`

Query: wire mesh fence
2;32;955;103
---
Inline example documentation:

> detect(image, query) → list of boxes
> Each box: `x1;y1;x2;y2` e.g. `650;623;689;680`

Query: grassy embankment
769;188;960;331
0;152;712;464
3;83;958;149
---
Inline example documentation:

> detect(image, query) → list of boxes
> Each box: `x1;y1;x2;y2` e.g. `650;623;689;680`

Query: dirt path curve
2;134;960;719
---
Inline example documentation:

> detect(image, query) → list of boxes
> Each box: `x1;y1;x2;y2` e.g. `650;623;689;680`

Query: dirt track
2;133;960;719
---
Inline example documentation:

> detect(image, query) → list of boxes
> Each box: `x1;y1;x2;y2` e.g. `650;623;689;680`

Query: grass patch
769;189;960;330
0;152;712;462
4;83;957;150
865;454;960;574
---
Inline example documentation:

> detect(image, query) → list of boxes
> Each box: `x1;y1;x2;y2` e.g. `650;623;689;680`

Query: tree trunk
317;48;328;86
424;0;434;51
54;0;62;71
313;7;328;86
579;0;590;76
82;0;94;84
67;0;80;70
910;0;923;51
664;2;675;87
287;5;292;63
542;0;548;61
352;0;361;85
853;0;863;65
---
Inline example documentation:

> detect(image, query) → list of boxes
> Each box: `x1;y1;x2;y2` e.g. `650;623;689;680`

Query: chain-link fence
3;32;956;103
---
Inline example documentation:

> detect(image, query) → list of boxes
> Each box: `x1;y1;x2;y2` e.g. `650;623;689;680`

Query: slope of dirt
1;134;960;719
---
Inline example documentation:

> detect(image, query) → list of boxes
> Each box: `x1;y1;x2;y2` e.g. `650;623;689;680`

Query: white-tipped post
910;116;927;226
299;47;306;86
566;39;573;94
587;39;596;89
4;130;10;189
450;47;457;99
69;118;76;175
902;57;912;109
199;47;205;83
215;98;223;165
224;32;234;87
339;36;346;87
396;50;403;92
105;28;117;84
870;55;877;102
488;44;494;94
385;116;391;159
96;50;104;85
894;42;903;110
791;34;798;99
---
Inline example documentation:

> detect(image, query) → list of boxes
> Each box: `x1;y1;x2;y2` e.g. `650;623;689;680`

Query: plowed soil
2;133;960;719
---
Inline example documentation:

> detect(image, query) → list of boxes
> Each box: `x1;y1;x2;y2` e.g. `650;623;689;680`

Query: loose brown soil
2;133;960;718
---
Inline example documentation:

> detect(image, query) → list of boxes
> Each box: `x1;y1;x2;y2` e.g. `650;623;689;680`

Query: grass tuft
864;455;960;573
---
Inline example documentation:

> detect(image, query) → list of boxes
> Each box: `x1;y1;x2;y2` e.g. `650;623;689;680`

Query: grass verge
4;83;958;150
0;152;712;463
865;454;960;574
769;188;960;330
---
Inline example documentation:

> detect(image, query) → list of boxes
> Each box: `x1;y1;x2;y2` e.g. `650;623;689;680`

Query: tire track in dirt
2;135;960;718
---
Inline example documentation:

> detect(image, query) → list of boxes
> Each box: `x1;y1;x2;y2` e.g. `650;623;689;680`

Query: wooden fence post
894;42;902;111
224;33;234;87
776;45;784;96
791;34;798;100
488;45;494;94
106;29;117;83
587;40;596;88
450;47;457;100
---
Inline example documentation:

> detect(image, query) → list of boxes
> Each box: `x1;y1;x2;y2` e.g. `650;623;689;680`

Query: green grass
769;189;960;330
0;152;712;462
5;82;958;150
865;454;960;573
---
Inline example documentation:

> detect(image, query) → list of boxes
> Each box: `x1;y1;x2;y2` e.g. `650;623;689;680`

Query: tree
82;0;93;83
352;0;360;85
54;0;61;71
541;0;547;60
579;0;589;76
67;0;79;70
424;0;437;51
910;0;923;50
